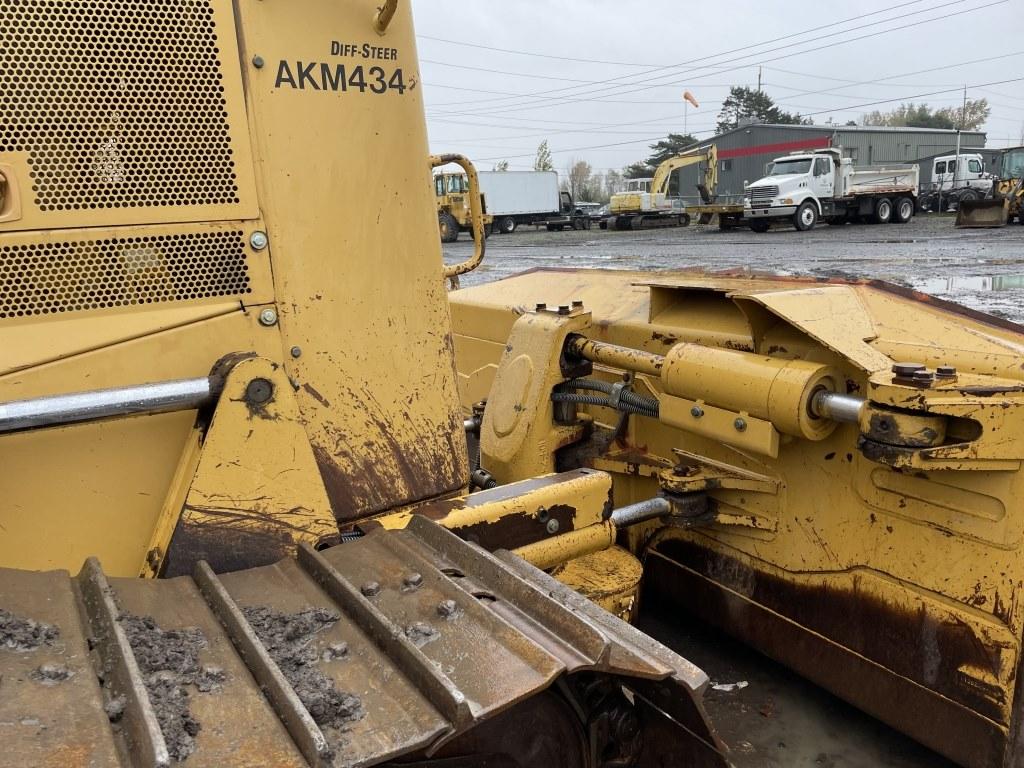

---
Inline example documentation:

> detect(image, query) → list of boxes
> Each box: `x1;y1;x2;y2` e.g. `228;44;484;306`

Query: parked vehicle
919;153;993;212
744;148;920;232
478;171;588;233
589;203;612;228
434;171;493;243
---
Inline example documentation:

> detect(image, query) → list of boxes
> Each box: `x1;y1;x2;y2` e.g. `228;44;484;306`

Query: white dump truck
744;148;920;232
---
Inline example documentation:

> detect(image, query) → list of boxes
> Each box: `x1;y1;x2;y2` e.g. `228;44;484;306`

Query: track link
0;516;726;767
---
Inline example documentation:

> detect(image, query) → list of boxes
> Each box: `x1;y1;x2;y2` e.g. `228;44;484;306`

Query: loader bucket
956;198;1009;228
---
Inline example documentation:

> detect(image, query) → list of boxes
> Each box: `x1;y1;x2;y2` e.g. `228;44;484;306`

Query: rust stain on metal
301;383;331;408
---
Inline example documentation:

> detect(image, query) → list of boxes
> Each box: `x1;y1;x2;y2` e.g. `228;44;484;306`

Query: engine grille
0;0;240;213
0;231;250;319
748;186;779;202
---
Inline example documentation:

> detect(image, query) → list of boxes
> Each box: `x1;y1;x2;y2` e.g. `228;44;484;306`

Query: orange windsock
683;90;699;108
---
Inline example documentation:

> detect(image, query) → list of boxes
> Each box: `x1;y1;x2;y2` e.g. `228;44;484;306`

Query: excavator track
1;516;726;768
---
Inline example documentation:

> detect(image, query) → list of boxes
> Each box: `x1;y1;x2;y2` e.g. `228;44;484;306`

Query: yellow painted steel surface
0;0;466;575
450;268;1024;767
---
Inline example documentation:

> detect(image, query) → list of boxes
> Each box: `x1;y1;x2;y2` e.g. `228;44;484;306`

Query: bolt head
250;231;269;250
290;346;302;359
892;362;925;378
259;308;278;326
245;378;274;406
252;55;265;69
734;418;748;432
403;572;424;590
936;365;957;378
690;406;704;418
535;303;547;312
361;581;381;597
437;599;459;618
546;519;560;535
558;305;571;315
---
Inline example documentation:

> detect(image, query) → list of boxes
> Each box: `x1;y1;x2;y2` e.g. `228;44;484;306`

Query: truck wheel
894;197;914;224
793;201;818;231
872;198;893;224
749;220;770;233
498;216;516;234
573;218;584;231
679;213;691;227
438;211;459;243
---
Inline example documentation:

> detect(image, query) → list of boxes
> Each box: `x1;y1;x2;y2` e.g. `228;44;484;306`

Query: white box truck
479;171;589;233
744;148;920;232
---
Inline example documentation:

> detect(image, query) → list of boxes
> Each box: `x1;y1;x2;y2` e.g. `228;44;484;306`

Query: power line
423;0;936;110
468;75;1024;162
427;0;987;117
417;35;663;68
434;0;1005;120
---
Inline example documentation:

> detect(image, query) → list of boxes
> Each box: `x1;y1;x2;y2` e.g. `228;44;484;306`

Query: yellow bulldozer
957;145;1024;228
2;3;1024;768
434;168;493;243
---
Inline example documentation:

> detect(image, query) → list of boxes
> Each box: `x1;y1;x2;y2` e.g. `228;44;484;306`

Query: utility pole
961;85;968;130
757;66;763;93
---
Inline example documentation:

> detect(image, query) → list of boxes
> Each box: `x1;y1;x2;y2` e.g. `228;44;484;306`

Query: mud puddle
241;606;364;738
119;614;226;762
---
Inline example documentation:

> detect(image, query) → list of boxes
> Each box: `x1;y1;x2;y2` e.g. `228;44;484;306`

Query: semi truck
919;152;994;212
744;148;920;232
478;170;590;233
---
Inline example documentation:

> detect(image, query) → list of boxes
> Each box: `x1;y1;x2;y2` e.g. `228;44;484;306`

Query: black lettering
369;66;387;94
274;60;297;89
321;63;347;92
388;68;406;95
348;65;367;92
330;41;341;56
362;43;371;59
297;61;321;90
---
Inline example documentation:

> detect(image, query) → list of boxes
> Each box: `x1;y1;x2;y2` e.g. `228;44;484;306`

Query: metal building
671;123;986;203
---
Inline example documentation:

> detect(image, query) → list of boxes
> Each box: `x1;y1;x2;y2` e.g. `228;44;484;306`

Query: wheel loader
957;145;1024;228
2;3;1024;768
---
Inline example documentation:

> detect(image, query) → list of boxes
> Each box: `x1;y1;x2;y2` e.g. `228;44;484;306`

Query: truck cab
920;153;993;211
744;151;838;225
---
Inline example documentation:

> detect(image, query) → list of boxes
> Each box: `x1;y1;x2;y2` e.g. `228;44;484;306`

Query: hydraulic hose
552;379;660;419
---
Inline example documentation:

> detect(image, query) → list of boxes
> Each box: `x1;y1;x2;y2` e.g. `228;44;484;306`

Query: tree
862;99;989;131
534;140;554;171
623;161;654;179
603;169;623;199
492;160;509;172
565;158;593;201
645;133;699;167
716;86;809;133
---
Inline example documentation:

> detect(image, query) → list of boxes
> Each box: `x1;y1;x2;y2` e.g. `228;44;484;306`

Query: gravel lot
445;213;1024;324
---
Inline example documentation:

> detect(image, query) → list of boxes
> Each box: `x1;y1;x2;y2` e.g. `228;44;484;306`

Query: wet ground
444;213;1024;323
443;215;1010;766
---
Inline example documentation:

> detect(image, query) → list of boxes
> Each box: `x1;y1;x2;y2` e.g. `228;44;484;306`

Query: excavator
3;3;1024;768
607;145;718;230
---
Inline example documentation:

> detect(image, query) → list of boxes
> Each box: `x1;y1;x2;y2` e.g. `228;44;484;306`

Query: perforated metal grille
0;0;240;212
0;231;251;319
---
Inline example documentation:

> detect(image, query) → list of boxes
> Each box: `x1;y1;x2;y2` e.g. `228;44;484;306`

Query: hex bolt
250;231;269;251
535;303;547;312
244;378;274;406
252;55;265;69
360;581;381;597
690;406;704;419
913;370;935;387
403;572;424;590
258;308;278;327
572;300;584;309
290;346;302;359
546;519;560;535
936;365;957;379
558;305;571;315
734;418;748;433
892;362;925;378
437;599;459;618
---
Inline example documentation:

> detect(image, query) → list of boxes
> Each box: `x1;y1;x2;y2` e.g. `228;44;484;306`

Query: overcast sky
411;0;1024;174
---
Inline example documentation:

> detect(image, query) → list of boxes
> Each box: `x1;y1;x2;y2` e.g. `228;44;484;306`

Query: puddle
910;275;1024;293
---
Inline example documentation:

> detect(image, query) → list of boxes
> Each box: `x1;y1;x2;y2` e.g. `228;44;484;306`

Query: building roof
718;122;986;138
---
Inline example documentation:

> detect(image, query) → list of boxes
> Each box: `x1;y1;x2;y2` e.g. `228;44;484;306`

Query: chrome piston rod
0;378;214;433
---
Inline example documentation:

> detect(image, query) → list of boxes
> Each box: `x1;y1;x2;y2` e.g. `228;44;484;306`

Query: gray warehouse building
671;123;986;204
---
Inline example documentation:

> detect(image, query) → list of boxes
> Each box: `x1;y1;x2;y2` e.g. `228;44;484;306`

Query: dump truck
957;145;1024;228
744;147;920;231
4;3;1024;768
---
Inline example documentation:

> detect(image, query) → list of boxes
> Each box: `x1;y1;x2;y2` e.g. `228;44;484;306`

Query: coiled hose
552;378;660;419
